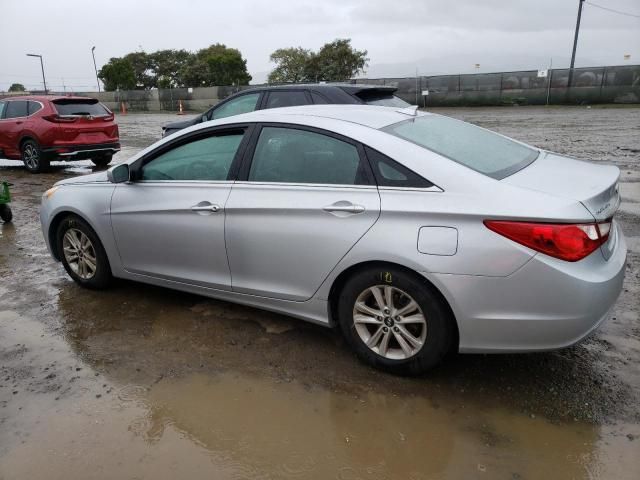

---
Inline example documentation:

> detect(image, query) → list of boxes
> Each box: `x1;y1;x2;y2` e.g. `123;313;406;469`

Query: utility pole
26;53;47;93
568;0;585;88
91;46;101;92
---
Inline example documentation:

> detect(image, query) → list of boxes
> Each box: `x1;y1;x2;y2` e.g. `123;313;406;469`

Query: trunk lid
503;151;620;259
504;151;620;221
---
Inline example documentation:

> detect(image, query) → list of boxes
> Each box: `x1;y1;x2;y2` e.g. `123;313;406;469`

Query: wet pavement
1;106;639;479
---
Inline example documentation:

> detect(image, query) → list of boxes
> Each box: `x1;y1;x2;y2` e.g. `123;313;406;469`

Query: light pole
26;53;47;93
568;0;585;88
91;46;101;92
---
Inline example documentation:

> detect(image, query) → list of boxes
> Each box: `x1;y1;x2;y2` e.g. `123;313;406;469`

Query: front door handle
323;202;365;214
191;202;220;213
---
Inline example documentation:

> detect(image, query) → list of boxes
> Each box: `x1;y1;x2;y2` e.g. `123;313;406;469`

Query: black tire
21;139;49;173
56;214;111;289
337;266;455;375
92;154;113;168
0;204;12;223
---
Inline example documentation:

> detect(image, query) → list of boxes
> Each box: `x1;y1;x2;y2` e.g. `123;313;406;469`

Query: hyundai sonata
40;105;626;374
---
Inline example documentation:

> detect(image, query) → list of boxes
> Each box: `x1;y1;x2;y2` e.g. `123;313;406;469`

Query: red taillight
484;220;611;262
42;114;76;123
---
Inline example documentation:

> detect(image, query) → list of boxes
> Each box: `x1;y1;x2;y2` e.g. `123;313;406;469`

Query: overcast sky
1;0;638;91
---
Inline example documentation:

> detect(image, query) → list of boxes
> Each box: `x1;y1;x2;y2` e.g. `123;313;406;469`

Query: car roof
219;104;425;130
238;83;397;94
0;95;95;102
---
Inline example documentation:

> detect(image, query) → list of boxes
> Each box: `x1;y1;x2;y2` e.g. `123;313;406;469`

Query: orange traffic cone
177;99;185;115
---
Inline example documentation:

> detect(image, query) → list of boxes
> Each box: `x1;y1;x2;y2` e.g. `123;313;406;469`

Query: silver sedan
40;105;626;374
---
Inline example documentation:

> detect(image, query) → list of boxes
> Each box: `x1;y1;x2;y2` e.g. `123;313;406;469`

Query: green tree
267;47;313;83
8;83;26;92
150;49;193;88
182;44;251;87
98;58;136;91
123;52;155;89
306;39;368;82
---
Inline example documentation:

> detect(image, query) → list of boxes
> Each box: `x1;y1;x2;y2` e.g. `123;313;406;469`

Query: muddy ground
0;106;639;479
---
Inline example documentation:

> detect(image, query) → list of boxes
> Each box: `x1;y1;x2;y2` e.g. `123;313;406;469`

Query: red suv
0;95;120;173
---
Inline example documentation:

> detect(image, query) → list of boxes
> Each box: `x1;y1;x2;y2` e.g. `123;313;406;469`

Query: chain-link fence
354;64;640;106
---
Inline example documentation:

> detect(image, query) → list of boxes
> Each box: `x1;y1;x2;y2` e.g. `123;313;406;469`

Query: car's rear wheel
92;154;112;168
56;215;111;289
22;139;49;173
337;266;454;375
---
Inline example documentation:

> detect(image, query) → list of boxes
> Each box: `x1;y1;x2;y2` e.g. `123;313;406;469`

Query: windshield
382;115;538;179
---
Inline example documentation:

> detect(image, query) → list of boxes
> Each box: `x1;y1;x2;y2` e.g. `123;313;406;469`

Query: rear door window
0;101;6;118
248;126;369;185
4;101;29;118
310;91;329;104
53;99;108;116
264;91;310;109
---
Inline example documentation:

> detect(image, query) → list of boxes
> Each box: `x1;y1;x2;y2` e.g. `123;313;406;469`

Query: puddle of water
1;309;638;480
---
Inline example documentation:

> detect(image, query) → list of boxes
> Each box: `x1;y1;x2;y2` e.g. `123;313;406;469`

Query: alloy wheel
23;143;40;170
62;228;97;280
352;285;427;360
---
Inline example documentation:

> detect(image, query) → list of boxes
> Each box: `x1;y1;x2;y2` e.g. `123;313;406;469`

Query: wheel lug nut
383;327;388;332
394;326;399;332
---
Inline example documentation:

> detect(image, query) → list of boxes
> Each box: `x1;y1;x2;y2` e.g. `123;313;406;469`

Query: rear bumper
429;222;627;353
42;142;120;160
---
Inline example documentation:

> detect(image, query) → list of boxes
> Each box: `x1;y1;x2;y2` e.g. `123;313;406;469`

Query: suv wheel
56;215;112;289
92;154;113;168
22;139;49;173
337;266;455;375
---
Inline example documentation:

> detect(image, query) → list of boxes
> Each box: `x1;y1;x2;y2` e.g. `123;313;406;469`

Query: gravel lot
0;106;639;479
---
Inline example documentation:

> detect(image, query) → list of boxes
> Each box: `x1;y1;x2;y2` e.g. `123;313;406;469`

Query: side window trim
236;122;375;187
131;124;255;182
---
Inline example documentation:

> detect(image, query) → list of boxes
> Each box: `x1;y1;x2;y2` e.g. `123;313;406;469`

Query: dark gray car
161;84;409;136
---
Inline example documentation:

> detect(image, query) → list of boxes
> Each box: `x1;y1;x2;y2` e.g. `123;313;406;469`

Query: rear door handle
191;202;220;213
323;202;365;214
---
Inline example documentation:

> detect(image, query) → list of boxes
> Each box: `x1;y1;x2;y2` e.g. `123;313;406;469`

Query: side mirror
107;163;130;184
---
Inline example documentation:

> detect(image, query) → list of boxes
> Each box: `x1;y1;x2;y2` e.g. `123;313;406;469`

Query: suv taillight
484;220;611;262
42;114;76;123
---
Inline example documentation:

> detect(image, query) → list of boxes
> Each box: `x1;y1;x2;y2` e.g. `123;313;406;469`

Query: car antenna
396;105;419;116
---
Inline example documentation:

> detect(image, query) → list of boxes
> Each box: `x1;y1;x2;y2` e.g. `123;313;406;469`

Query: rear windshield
357;92;410;108
382;115;539;179
53;99;108;116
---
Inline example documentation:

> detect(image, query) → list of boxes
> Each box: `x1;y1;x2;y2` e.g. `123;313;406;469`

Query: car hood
163;115;200;130
55;171;109;186
503;151;620;221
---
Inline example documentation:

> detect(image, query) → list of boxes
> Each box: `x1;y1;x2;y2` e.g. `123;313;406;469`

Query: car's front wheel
56;215;111;289
21;139;49;173
337;266;455;375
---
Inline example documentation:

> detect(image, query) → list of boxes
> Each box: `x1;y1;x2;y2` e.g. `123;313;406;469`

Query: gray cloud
1;0;638;90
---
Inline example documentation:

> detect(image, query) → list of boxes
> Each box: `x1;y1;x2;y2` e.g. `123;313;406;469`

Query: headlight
43;186;59;200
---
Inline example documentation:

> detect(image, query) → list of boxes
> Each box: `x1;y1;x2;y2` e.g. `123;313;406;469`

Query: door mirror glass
107;163;130;183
